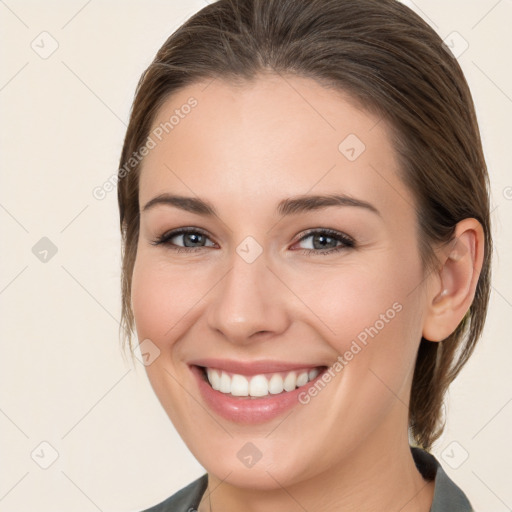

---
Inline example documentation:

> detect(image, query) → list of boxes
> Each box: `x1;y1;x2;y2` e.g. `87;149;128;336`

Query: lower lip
190;365;325;424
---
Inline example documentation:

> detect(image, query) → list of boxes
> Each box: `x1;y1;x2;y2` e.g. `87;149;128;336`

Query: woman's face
132;74;431;488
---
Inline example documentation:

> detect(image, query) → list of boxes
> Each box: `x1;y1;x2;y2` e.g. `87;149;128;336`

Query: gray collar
411;446;474;511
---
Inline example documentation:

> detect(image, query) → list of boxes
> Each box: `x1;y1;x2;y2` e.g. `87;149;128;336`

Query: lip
189;361;327;424
188;358;321;376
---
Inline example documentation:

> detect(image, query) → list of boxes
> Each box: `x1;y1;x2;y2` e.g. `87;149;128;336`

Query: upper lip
189;358;325;376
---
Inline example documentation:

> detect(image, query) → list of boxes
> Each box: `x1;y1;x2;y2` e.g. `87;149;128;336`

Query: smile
189;360;329;424
204;367;322;397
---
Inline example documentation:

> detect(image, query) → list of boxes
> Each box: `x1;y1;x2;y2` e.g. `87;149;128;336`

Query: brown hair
117;0;492;450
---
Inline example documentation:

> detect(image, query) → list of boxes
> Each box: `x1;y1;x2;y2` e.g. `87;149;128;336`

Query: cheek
131;262;170;342
293;251;424;415
131;251;207;343
290;256;420;351
130;252;206;430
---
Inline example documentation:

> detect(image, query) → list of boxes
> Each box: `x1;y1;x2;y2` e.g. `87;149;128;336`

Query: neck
199;413;435;512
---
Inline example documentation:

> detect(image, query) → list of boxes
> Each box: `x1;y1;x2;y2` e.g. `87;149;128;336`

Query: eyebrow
142;193;380;217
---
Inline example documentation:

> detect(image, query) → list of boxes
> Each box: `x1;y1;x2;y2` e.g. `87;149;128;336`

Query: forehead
138;74;413;220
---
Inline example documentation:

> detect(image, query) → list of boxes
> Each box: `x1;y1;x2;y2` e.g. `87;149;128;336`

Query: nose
206;248;290;345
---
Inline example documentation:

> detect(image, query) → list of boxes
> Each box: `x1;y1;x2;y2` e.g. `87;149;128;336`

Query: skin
131;74;484;512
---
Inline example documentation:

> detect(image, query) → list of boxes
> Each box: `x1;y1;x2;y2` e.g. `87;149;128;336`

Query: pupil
313;234;336;250
185;233;203;247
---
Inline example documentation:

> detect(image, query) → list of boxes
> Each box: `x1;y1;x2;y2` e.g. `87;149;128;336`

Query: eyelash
151;227;355;256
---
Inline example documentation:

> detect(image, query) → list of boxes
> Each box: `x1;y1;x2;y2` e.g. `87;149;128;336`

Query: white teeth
231;374;249;396
268;374;284;394
219;371;231;393
297;371;309;387
204;367;322;397
308;368;320;381
283;371;297;392
206;368;221;390
249;375;268;397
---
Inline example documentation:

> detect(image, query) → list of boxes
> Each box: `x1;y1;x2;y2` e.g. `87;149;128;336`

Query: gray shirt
141;446;473;511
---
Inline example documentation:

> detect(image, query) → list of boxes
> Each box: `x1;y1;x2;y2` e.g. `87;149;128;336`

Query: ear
422;218;485;342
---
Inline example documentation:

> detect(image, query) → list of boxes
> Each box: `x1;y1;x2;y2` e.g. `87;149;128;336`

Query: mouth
188;359;331;424
198;365;326;398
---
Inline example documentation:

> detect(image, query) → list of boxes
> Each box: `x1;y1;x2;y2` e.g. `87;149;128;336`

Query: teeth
231;374;249;396
205;367;322;397
268;373;284;394
207;369;221;391
219;371;231;393
283;371;297;392
249;375;268;397
296;371;308;387
308;368;320;380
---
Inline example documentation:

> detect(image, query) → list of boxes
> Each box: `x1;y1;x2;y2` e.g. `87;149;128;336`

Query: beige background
1;1;511;510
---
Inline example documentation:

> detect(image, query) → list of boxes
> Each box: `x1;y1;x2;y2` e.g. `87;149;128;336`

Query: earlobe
422;218;485;342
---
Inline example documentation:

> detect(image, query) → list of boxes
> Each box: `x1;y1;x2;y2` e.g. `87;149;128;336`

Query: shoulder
139;474;208;512
411;446;474;512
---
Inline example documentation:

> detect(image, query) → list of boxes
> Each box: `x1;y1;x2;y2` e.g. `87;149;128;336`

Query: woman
117;0;491;510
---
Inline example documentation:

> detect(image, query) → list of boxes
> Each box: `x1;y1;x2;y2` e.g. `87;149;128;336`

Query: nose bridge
207;240;288;343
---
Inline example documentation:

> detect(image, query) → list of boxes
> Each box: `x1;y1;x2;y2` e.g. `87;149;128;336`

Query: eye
151;227;216;251
151;227;355;255
292;229;355;255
